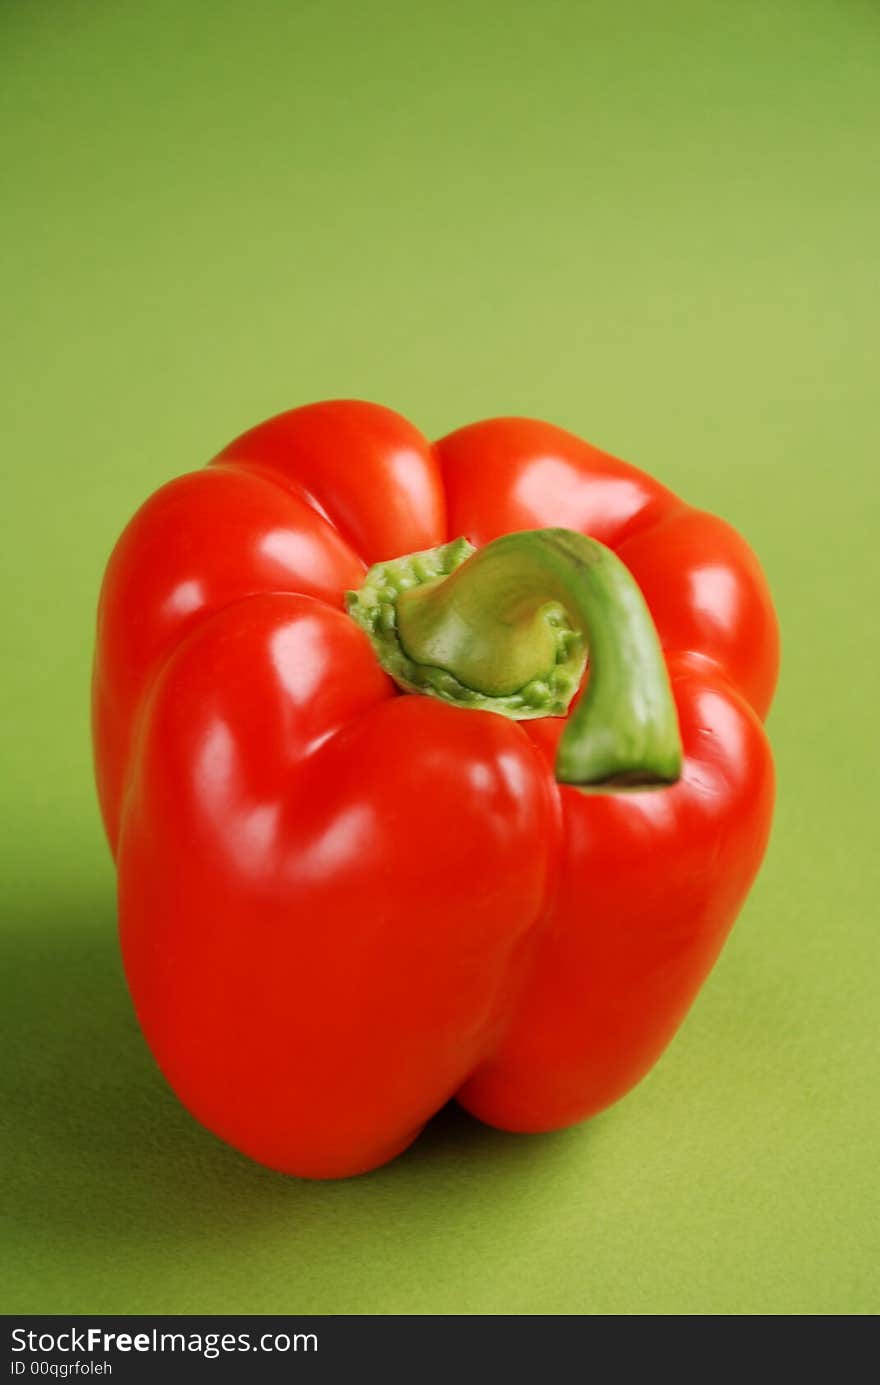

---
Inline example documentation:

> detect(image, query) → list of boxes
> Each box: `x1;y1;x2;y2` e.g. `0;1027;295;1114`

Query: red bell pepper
93;400;778;1178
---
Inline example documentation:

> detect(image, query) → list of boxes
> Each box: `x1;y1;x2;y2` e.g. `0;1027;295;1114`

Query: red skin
93;401;778;1177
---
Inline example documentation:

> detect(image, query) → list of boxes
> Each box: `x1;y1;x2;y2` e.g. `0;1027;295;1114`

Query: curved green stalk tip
346;528;682;791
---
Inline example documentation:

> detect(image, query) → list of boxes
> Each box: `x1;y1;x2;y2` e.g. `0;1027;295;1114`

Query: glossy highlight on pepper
92;400;779;1178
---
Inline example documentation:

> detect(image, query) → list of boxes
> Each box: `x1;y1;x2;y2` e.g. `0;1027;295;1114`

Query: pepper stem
345;528;682;788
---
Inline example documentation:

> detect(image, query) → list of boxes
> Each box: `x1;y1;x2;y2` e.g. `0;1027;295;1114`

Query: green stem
345;528;682;789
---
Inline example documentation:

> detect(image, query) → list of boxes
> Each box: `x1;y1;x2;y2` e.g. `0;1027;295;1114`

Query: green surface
2;0;877;1316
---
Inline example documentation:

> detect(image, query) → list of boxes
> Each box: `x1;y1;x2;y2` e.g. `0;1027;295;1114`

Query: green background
2;0;877;1315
